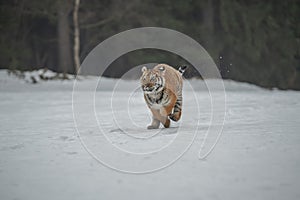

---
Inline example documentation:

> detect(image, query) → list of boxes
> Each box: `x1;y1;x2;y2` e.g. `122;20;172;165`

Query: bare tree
73;0;80;74
57;0;73;77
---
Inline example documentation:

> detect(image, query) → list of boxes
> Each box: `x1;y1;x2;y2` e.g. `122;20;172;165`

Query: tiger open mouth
142;84;163;93
143;85;155;93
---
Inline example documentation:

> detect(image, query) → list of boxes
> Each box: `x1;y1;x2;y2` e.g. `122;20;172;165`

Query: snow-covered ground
0;70;300;200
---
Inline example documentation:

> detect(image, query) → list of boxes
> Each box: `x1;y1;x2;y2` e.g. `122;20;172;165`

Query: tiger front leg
147;109;163;129
147;118;160;129
148;108;170;129
148;117;169;129
159;106;174;128
160;116;170;128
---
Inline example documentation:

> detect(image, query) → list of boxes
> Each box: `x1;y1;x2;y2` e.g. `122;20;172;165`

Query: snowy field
0;70;300;200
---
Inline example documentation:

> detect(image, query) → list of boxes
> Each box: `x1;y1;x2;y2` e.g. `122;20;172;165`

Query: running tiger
140;64;187;129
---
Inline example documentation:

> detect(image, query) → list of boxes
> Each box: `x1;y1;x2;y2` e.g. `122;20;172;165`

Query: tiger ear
158;66;166;75
141;66;147;73
159;66;165;71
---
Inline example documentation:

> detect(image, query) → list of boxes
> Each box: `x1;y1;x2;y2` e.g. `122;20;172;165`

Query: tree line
0;0;299;89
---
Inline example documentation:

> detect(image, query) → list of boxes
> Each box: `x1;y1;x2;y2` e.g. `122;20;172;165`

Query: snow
0;69;300;200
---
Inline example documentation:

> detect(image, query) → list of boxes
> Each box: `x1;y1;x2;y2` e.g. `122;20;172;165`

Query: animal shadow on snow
109;126;179;136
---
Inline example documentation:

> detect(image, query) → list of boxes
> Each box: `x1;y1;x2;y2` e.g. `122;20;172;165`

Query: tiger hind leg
169;98;182;122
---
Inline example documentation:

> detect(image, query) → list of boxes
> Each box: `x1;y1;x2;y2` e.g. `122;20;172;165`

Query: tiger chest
145;91;169;109
150;103;163;109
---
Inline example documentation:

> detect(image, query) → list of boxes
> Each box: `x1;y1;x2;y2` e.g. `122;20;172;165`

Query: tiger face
140;66;165;94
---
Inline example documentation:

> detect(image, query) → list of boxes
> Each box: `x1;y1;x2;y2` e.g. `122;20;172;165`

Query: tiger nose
145;83;151;88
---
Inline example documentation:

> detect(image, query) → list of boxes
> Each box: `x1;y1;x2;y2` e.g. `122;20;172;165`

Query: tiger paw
169;113;180;122
163;119;170;128
147;125;159;129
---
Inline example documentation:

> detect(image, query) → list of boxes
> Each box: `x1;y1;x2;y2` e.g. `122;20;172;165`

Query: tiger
140;64;187;129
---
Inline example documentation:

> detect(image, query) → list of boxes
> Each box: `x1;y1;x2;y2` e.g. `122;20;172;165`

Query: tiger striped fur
140;64;187;129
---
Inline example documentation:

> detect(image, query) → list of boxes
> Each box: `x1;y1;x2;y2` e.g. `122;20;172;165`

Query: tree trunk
57;0;73;76
73;0;80;75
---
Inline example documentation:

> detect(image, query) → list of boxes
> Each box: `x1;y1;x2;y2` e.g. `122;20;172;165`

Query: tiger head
140;66;165;94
